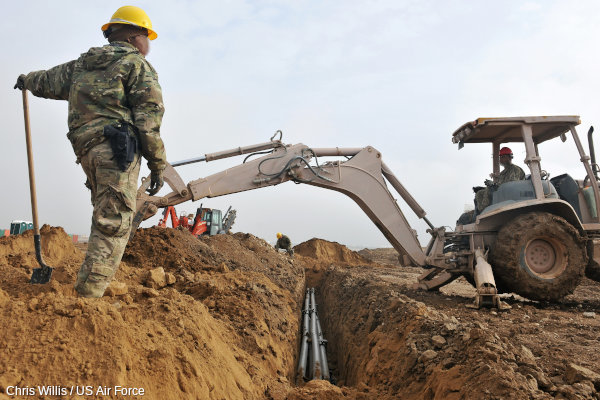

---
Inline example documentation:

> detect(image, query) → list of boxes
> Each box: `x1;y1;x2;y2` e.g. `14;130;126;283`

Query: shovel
21;90;53;284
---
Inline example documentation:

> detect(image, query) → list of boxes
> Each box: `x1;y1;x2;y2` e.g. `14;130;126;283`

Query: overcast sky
3;1;600;249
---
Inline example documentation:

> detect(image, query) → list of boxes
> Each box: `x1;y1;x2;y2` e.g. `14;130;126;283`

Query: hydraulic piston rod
171;140;283;167
312;147;363;157
170;155;207;167
381;162;433;229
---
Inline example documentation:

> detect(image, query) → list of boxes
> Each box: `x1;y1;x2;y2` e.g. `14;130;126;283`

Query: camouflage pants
475;187;492;213
75;141;140;298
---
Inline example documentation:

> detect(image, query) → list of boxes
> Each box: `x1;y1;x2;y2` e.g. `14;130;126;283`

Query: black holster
103;123;138;171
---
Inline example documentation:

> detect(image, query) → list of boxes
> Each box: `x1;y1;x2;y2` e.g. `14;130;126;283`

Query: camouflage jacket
496;163;526;186
23;42;166;171
275;235;292;249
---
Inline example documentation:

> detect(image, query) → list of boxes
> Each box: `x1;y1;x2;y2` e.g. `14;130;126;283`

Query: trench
296;264;447;398
309;287;342;385
308;276;353;387
294;268;378;389
295;266;376;388
293;262;600;400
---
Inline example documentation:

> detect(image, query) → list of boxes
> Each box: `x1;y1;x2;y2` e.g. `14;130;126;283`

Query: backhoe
131;118;600;306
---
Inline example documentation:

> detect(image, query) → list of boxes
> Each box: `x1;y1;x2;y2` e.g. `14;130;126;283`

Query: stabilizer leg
466;249;511;310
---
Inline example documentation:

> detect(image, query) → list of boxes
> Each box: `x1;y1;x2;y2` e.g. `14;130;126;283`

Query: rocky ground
0;226;599;399
311;254;600;399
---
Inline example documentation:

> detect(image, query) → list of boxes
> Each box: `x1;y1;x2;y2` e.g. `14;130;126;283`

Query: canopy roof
451;116;580;146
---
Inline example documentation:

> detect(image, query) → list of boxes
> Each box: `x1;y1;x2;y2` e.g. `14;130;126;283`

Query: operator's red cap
499;147;513;156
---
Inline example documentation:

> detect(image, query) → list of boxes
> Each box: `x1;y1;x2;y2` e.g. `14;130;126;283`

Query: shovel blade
30;266;53;284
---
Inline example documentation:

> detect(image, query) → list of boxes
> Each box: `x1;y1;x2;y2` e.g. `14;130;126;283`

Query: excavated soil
295;239;372;266
1;227;599;399
308;246;600;399
0;226;304;400
358;247;401;266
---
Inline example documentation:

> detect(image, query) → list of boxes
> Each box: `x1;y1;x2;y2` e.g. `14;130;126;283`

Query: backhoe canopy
452;116;581;147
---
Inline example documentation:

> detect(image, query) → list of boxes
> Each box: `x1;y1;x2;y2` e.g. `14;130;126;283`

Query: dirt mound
0;225;78;270
294;238;377;288
0;226;305;400
124;228;304;299
294;238;372;266
123;227;211;271
0;225;82;300
358;248;401;266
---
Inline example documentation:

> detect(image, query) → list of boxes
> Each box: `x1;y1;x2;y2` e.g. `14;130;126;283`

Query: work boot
74;273;89;292
74;263;92;292
73;279;85;293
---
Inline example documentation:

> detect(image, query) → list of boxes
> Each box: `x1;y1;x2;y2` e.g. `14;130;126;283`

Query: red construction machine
157;204;236;237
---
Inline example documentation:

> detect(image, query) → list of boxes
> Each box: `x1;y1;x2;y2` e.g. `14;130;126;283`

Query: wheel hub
525;239;556;274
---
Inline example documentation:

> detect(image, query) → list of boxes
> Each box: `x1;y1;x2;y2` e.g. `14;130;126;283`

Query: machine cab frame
452;116;600;227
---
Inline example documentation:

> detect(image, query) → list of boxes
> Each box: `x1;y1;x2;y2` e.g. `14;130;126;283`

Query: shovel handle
22;90;40;236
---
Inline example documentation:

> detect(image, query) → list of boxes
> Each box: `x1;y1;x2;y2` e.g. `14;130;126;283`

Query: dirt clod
105;281;128;296
565;363;600;385
144;266;167;289
431;335;446;348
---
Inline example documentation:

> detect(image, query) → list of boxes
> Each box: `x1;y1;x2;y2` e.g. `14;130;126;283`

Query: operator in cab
475;147;525;213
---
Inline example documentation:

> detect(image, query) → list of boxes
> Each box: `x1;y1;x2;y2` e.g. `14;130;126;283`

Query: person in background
275;232;294;256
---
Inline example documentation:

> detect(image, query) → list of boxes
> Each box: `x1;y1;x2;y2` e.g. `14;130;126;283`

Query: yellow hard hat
276;232;282;239
101;6;157;40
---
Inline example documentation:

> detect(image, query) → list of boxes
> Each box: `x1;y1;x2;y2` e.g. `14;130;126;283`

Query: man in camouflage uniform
275;233;294;256
475;147;525;213
14;6;166;298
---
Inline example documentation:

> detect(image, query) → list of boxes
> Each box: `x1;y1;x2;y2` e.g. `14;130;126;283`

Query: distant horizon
1;221;397;251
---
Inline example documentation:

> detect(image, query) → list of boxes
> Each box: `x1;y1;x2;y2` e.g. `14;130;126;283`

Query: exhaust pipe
588;126;599;180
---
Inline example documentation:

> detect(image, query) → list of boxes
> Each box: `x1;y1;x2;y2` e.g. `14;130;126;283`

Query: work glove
147;170;164;196
14;74;26;90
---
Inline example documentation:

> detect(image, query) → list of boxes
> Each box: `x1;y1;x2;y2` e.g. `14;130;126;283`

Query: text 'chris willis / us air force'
6;385;145;396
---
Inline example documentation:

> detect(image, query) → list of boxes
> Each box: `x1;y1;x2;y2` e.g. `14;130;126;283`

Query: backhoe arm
132;140;431;266
294;147;427;266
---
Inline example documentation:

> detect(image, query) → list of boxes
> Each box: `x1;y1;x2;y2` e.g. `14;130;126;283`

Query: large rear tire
489;212;586;301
